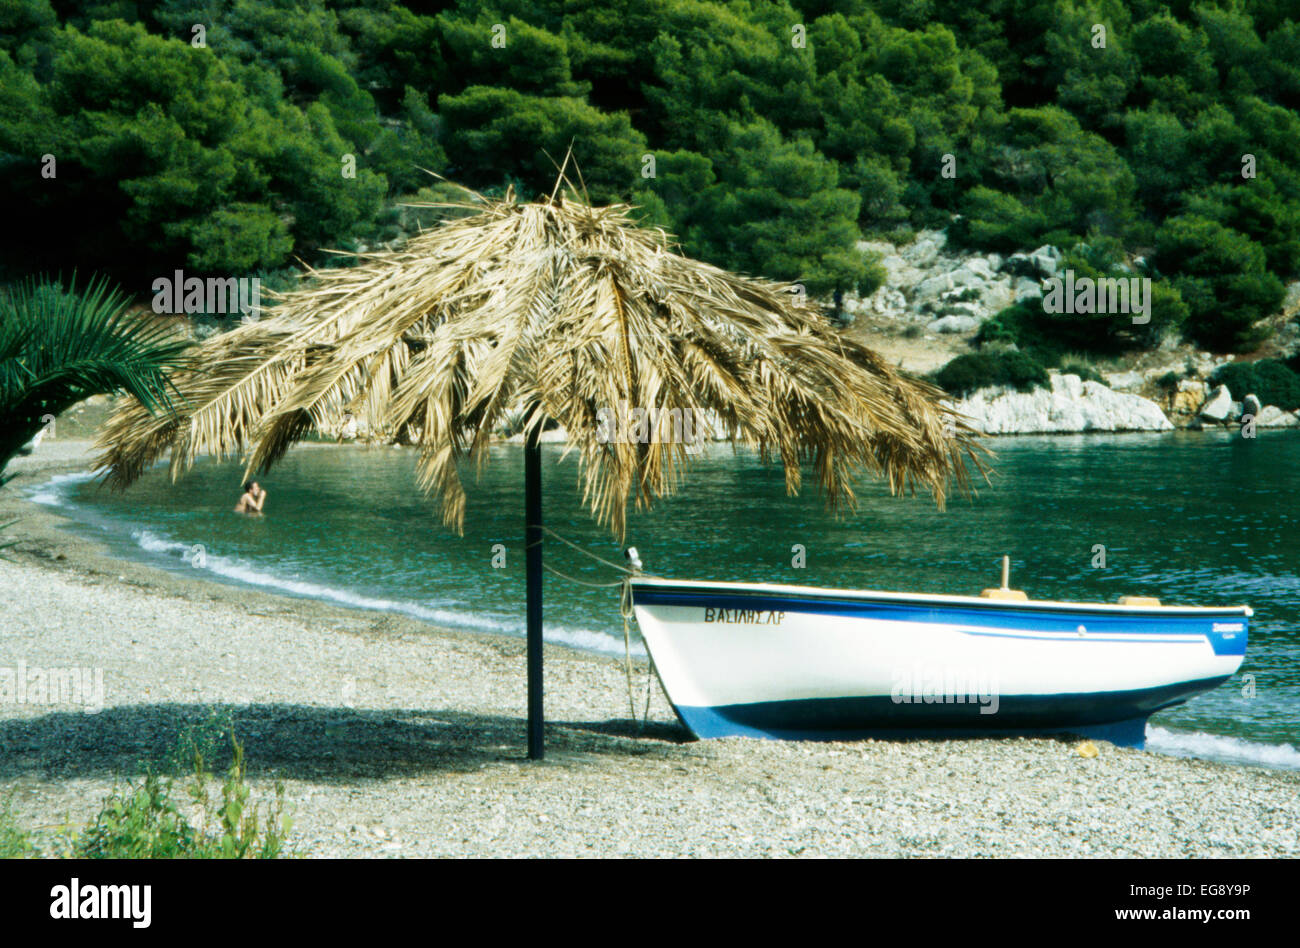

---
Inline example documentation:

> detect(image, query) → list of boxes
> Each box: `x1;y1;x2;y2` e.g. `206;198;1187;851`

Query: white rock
951;376;1173;434
858;284;907;317
1105;371;1144;391
1002;252;1032;275
899;230;947;267
926;315;979;334
914;273;955;299
1013;278;1042;303
1050;372;1084;400
980;279;1015;312
1256;406;1300;427
870;253;926;290
1029;245;1063;277
1200;385;1234;422
1284;280;1300;314
916;266;989;300
856;239;896;257
952;265;991;288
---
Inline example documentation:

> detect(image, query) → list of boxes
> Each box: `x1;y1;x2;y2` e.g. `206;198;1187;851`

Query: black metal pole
525;427;544;760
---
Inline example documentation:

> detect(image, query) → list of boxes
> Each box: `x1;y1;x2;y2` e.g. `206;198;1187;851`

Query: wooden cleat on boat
980;554;1028;600
980;587;1029;600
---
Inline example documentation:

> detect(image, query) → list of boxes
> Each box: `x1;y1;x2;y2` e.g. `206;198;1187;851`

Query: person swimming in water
234;480;266;515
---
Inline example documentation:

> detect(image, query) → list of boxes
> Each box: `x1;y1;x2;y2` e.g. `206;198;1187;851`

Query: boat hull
629;578;1249;748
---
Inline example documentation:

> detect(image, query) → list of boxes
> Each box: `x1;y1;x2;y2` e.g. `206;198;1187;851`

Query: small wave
129;529;640;657
1147;725;1300;771
28;471;97;507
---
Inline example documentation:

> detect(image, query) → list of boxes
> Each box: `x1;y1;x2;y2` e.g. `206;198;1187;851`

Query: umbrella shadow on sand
0;703;694;783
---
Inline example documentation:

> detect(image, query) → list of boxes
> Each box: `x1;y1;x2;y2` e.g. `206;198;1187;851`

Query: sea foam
130;529;643;657
1147;725;1300;771
27;471;97;507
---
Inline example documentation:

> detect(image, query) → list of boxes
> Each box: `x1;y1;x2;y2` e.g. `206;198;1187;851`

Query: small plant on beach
73;771;196;858
74;731;292;859
0;797;35;859
185;736;292;859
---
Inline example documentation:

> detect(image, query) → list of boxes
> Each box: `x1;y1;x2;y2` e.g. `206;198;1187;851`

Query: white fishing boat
628;557;1249;748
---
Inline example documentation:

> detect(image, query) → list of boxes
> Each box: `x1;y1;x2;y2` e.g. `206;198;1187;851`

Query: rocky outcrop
950;374;1174;435
1169;380;1208;416
849;231;1058;327
1255;405;1300;427
926;314;979;333
1199;384;1235;423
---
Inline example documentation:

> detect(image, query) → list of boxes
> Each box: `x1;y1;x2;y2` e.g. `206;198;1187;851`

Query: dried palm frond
96;178;986;538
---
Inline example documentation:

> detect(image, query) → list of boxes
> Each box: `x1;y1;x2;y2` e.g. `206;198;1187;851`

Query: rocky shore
1;442;1297;858
841;229;1300;436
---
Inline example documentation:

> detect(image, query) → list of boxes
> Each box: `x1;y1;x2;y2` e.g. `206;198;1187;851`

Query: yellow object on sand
1077;740;1100;758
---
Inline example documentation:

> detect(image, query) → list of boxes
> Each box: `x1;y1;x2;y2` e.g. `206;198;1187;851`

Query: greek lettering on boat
702;607;785;625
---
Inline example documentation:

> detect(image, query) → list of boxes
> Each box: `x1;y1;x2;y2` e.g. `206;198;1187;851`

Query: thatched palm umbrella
96;177;984;759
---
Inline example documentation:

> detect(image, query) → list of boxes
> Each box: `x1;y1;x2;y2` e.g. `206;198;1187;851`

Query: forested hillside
2;0;1298;353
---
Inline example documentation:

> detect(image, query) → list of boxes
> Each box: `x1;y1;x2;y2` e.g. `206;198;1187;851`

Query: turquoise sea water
31;429;1300;769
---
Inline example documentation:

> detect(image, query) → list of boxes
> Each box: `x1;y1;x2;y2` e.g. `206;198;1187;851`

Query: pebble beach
1;442;1297;858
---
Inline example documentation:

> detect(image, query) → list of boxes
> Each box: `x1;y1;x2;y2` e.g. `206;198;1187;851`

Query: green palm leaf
0;274;191;479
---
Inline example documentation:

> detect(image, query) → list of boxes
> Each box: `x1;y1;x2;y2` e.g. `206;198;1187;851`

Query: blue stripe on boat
673;678;1230;748
631;587;1247;656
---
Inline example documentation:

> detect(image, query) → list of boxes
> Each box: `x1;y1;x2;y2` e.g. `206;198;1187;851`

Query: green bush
0;797;34;858
951;187;1049;253
1208;360;1300;411
76;733;290;859
3;720;292;859
1059;361;1106;384
1156;216;1285;352
932;351;1050;398
976;274;1189;358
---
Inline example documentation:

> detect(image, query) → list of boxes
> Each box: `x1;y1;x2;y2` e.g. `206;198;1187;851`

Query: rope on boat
539;562;625;587
528;525;656;729
534;526;634;574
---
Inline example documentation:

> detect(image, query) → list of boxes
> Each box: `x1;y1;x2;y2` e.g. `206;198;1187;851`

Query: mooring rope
539;562;625;587
531;525;633;574
525;525;656;729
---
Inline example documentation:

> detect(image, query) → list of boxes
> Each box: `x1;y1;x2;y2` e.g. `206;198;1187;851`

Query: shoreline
2;441;1298;858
